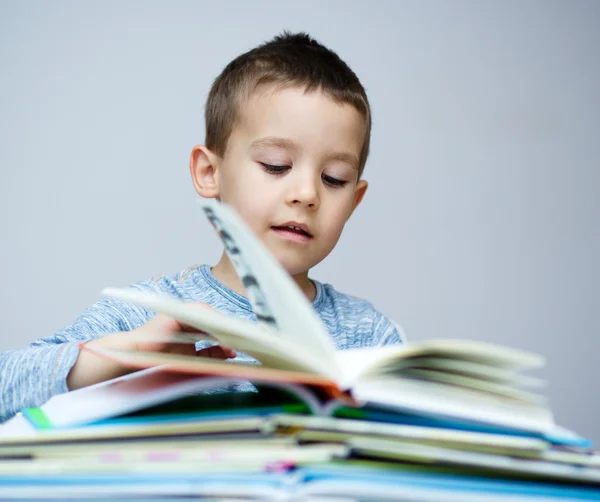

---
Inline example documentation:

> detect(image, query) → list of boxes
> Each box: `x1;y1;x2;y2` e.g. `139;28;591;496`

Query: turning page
200;199;337;362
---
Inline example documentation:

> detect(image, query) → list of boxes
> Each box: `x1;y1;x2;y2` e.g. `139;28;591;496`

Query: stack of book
1;200;598;501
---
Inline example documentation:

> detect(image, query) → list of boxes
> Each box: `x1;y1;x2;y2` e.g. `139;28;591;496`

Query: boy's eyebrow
250;136;297;151
324;152;360;171
250;136;359;170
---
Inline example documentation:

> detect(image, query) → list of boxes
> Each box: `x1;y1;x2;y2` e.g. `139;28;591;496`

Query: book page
201;200;339;366
102;287;337;380
20;359;344;430
335;339;544;388
81;345;342;397
24;369;239;429
349;437;600;484
268;414;548;455
350;378;553;435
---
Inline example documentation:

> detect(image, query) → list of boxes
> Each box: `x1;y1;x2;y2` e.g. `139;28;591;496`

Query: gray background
1;1;598;443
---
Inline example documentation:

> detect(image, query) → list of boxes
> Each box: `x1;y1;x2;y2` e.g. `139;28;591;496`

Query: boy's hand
130;306;237;359
67;303;236;390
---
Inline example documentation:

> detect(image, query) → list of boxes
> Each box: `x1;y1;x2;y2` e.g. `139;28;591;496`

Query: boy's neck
210;251;317;302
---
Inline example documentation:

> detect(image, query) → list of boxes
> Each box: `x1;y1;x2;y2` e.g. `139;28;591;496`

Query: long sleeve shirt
0;265;404;422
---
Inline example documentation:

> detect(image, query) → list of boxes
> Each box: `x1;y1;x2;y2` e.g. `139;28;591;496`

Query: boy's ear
348;179;368;219
189;145;220;199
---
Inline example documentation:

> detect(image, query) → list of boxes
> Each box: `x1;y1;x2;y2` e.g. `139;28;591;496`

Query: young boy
0;32;405;423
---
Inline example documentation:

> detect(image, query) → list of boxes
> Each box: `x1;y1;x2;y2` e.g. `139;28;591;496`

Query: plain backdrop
0;1;598;442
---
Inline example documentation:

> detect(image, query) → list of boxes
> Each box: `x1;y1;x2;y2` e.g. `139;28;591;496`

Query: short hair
205;31;371;177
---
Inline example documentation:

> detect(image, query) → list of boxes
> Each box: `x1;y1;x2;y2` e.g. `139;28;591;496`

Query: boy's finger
221;346;237;358
178;303;220;333
196;345;237;359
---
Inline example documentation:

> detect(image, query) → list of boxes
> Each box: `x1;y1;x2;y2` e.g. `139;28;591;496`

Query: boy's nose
286;175;320;209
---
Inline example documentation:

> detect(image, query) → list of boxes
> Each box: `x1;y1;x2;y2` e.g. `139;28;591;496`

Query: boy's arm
0;296;153;423
0;343;81;423
65;306;236;391
0;295;235;423
372;312;408;347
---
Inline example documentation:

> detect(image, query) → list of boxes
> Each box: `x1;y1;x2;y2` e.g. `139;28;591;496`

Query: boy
0;32;405;423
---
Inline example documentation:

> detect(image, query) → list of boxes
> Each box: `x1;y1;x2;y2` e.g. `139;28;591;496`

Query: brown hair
205;31;372;177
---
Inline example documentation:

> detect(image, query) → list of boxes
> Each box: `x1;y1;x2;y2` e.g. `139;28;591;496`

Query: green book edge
22;407;53;429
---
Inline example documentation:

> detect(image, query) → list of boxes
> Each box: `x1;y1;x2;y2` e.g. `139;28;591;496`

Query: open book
84;199;552;435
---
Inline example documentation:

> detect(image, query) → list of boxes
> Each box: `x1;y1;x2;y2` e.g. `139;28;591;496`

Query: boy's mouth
271;222;313;242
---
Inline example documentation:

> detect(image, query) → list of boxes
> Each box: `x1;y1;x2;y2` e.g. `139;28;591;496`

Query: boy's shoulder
313;280;406;349
132;268;406;348
149;265;202;286
137;265;211;301
313;281;377;315
135;264;251;313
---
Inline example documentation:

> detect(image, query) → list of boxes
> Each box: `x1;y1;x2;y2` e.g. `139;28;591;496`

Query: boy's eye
322;174;348;188
260;163;347;188
260;163;289;174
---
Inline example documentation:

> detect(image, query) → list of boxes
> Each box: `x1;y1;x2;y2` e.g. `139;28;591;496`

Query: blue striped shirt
0;265;404;422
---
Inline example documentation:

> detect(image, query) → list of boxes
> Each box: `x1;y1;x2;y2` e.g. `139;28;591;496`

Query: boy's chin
274;256;308;276
277;256;323;278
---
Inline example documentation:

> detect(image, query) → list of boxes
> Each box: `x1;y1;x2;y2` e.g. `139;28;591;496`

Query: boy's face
193;86;368;277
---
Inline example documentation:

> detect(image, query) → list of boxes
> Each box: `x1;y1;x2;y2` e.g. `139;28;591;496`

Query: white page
0;416;266;446
335;341;545;390
351;378;553;434
200;199;339;367
383;357;545;387
301;481;584;502
336;340;543;377
268;414;548;453
101;288;333;378
28;369;247;428
350;436;600;484
0;413;35;438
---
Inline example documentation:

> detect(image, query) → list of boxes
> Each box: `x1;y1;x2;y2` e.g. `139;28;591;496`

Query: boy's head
204;32;371;177
191;32;372;277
